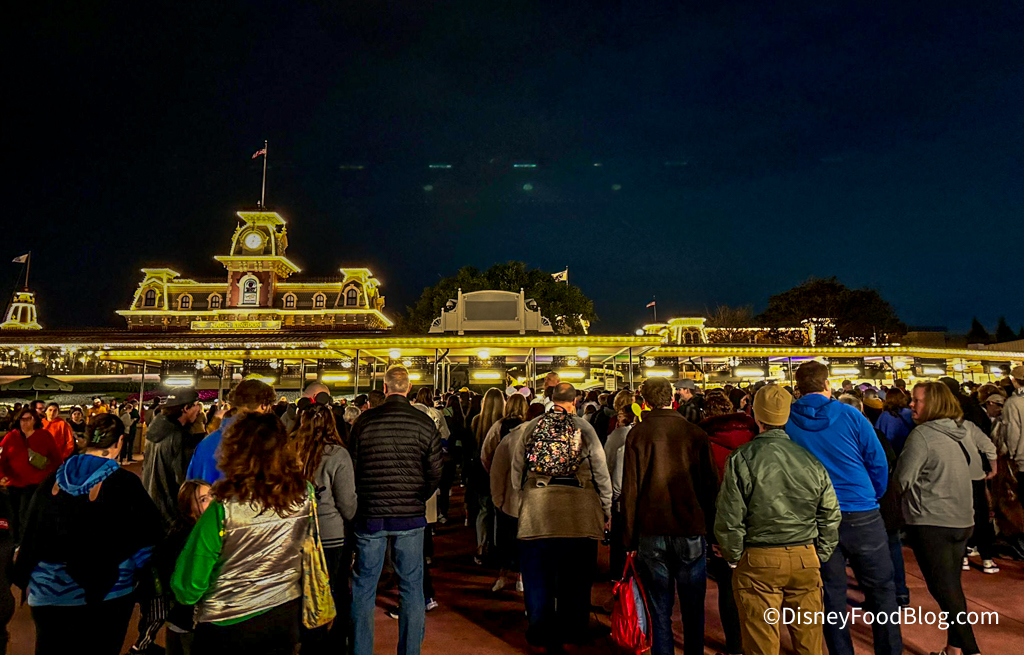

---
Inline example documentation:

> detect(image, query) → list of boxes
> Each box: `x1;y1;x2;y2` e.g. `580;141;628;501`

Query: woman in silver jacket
172;411;313;655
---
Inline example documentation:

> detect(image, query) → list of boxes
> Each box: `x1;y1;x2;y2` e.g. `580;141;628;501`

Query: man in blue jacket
786;361;901;655
187;379;277;483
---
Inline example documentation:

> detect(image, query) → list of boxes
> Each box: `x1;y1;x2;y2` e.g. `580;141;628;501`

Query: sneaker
473;555;484;566
426;598;439;611
492;577;507;592
425;556;433;566
966;546;979;557
437;516;448;525
982;560;1000;574
386;607;400;620
516;579;524;593
962;557;970;571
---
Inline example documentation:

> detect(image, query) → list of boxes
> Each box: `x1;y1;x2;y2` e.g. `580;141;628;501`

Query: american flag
646;300;656;308
252;147;267;159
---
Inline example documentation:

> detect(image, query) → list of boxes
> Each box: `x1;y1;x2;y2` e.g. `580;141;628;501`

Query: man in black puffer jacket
348;365;442;655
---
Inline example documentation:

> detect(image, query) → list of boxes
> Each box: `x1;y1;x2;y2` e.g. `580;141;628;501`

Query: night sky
6;1;1023;334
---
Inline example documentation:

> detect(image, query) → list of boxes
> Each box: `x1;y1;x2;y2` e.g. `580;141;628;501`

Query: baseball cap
753;385;793;426
677;379;697;390
983;394;1005;406
165;389;199;407
1012;365;1024;380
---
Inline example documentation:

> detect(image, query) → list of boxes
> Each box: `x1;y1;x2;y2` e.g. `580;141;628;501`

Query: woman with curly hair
171;411;313;654
294;403;357;654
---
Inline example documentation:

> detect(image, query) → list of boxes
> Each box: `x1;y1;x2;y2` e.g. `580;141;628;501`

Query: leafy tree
966;317;990;344
756;277;904;343
398;261;596;334
994;316;1016;343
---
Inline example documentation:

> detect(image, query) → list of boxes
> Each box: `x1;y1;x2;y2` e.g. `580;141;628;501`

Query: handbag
611;552;652;654
301;490;337;629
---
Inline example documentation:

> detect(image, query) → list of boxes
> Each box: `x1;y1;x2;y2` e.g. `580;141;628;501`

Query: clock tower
215;211;300;309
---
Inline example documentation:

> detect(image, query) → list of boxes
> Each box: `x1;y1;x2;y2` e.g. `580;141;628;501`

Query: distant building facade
117;211;392;331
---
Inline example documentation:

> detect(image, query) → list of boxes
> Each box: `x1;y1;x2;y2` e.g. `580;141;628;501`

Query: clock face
243;232;264;250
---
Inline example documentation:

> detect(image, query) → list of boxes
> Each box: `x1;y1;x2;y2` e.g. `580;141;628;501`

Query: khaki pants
733;544;824;655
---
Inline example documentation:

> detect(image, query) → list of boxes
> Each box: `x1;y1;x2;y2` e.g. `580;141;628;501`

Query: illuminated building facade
117;211;392;331
1;291;42;331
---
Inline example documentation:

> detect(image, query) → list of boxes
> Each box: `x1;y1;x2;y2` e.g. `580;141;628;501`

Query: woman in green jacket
171;411;312;655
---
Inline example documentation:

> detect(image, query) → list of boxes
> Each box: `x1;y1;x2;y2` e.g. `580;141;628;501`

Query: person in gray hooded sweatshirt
895;382;982;655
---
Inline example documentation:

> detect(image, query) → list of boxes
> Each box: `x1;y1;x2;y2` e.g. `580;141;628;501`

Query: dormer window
345;287;359;307
143;289;157;307
209;294;222;309
313;293;326;309
284;293;296;309
179;295;192;310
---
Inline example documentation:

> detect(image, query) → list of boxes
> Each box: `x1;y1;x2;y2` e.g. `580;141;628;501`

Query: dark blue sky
5;1;1023;333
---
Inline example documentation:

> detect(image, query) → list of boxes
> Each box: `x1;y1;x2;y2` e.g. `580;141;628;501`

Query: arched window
179;295;192;310
143;289;157;307
346;288;359;306
313;293;326;309
239;274;261;306
209;294;222;309
284;293;296;309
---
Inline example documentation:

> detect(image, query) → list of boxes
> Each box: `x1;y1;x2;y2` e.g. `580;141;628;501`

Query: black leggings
967;479;996;560
32;594;135;655
906;525;979;654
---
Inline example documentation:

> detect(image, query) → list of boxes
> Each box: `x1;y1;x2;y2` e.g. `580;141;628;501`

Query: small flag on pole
551;268;568;283
252;147;267;159
12;254;29;264
646;300;656;308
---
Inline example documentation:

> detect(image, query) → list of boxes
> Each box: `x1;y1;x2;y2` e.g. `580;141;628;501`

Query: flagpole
25;252;31;290
652;296;657;322
260;140;268;209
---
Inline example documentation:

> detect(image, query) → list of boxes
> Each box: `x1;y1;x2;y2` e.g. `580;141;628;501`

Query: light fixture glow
478;350;490;360
645;370;673;378
555;371;586;379
409;373;423;381
389;349;401;359
576;348;589;359
567;358;578;367
164;376;195;387
635;329;645;336
472;371;502;380
322;374;352;383
893;361;907;369
734;368;766;378
341;361;353;369
402;359;412;367
830;367;861;376
644;358;656;366
953;363;965;372
922;367;945;376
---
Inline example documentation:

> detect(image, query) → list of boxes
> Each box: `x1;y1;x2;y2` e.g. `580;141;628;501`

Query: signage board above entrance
191;320;282;330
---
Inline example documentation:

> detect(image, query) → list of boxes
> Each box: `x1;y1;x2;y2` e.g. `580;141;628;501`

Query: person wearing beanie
715;384;840;655
785;361;901;655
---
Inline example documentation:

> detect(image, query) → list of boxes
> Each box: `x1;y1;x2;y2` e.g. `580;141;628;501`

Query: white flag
12;254;28;264
551;268;568;282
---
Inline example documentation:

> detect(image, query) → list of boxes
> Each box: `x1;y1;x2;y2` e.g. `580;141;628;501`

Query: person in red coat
0;408;63;544
699;390;758;655
700;392;758;478
43;402;77;460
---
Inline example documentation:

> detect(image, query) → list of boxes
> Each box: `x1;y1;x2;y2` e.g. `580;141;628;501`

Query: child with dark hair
12;413;165;655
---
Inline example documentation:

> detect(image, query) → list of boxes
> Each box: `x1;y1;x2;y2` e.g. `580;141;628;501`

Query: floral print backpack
525;408;584;477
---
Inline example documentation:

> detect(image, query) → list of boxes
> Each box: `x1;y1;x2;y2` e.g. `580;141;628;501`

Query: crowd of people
0;361;1020;655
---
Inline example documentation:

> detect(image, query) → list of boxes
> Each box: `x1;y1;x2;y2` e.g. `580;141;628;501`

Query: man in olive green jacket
714;385;840;655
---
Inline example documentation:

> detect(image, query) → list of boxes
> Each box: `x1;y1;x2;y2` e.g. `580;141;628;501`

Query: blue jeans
821;510;902;655
520;538;597;648
887;531;909;604
635;535;706;655
350;527;425;655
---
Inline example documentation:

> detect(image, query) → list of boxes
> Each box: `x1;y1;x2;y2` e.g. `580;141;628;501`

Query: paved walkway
5;473;1023;653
